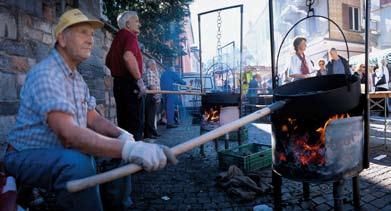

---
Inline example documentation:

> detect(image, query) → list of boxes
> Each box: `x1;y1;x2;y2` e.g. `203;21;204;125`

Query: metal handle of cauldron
274;15;351;87
66;100;287;193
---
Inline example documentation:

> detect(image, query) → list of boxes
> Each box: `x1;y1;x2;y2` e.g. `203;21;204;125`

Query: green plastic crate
218;143;272;172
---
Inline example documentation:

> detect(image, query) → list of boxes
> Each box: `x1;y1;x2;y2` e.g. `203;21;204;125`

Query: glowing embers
201;106;221;131
203;106;220;122
277;114;350;166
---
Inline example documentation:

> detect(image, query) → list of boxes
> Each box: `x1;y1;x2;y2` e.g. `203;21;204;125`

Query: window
348;6;360;31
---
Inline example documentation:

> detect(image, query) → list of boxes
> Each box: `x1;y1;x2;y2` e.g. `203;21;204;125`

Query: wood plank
369;91;391;99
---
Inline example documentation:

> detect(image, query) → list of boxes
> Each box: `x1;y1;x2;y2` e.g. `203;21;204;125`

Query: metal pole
198;14;203;93
269;0;276;89
363;0;370;169
198;4;243;16
352;176;361;209
333;180;344;211
239;5;243;104
233;41;236;90
272;171;282;211
237;5;243;145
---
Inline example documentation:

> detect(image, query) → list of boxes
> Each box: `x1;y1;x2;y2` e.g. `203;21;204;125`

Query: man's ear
57;33;67;48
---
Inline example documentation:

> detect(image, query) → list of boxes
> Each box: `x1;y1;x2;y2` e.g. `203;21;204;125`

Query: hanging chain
306;0;315;17
216;11;222;63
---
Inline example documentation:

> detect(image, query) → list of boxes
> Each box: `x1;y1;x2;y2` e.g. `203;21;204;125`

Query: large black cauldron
273;74;362;117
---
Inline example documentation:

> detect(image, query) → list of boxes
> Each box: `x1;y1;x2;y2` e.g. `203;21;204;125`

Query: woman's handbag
375;68;387;87
375;74;386;86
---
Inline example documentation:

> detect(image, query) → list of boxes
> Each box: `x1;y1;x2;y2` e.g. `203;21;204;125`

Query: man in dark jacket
326;48;350;75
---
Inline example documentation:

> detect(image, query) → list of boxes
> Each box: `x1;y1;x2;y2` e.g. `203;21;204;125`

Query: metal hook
306;0;315;17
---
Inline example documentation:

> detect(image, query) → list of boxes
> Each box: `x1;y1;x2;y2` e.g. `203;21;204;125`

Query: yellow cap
54;9;104;38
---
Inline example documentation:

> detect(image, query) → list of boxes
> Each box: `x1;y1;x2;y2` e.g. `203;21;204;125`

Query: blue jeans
98;158;133;211
4;148;132;211
165;94;176;125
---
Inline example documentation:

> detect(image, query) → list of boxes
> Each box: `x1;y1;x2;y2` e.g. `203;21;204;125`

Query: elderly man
106;11;146;141
3;9;173;211
143;59;161;138
326;48;350;75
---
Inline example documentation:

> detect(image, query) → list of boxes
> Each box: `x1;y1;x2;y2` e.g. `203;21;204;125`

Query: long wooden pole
146;90;204;95
66;101;285;193
172;83;200;90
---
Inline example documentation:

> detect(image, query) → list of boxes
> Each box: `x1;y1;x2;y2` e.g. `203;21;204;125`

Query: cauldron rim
273;74;360;97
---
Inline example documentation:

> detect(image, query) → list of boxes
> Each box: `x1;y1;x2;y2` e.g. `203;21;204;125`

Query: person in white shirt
373;59;390;115
374;58;390;91
288;36;313;81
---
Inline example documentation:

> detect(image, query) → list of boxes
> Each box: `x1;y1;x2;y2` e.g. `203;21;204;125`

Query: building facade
245;0;373;84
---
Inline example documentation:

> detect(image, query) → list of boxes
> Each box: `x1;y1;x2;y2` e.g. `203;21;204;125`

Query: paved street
130;114;391;210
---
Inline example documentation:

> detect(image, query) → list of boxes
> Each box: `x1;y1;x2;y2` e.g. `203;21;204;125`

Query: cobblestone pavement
130;115;391;210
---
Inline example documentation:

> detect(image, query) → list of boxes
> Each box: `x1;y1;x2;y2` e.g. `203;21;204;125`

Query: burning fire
316;114;350;145
279;114;349;166
203;107;220;122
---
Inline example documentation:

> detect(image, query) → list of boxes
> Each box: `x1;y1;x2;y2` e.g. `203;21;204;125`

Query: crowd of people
3;9;186;210
285;36;390;115
247;36;390;113
286;36;390;93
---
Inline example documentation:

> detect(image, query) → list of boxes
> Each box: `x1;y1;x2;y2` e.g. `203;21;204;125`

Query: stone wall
0;0;116;143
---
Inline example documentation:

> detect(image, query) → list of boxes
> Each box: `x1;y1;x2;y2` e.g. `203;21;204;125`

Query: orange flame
279;153;286;161
203;107;220;122
316;114;350;145
278;114;349;166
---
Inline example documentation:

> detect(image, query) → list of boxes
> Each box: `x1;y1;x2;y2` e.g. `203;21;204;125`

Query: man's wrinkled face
127;16;141;35
330;50;338;60
59;23;95;62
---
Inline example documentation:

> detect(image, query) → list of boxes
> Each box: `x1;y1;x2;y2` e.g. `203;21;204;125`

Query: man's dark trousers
113;77;144;140
144;94;158;137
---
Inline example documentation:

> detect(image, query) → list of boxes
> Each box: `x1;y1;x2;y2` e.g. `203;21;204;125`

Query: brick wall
0;1;116;143
329;0;363;43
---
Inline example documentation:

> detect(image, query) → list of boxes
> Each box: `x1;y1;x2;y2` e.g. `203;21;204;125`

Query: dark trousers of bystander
144;94;158;137
113;77;144;141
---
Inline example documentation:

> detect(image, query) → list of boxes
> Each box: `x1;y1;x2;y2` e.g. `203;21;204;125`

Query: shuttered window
342;4;360;31
349;6;360;31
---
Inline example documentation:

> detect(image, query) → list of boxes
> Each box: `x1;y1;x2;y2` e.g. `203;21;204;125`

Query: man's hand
136;79;146;98
153;94;160;101
117;128;135;143
121;141;177;171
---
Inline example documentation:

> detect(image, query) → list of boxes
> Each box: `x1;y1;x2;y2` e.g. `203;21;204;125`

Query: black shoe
152;132;161;137
166;124;178;129
158;120;166;125
143;137;156;143
144;135;152;139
